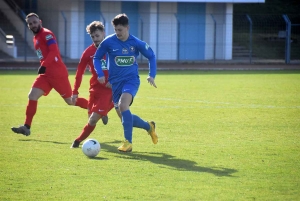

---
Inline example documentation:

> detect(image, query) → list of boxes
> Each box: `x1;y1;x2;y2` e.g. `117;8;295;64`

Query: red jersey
73;44;109;95
33;27;68;78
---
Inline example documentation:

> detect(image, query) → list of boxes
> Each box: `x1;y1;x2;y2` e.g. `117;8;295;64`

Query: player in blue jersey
93;13;158;152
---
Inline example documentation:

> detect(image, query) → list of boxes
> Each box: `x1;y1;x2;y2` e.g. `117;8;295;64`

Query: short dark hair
112;13;129;26
25;13;40;21
86;21;105;34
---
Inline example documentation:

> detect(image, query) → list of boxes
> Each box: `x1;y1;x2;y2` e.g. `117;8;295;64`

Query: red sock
75;97;88;109
24;100;38;127
76;123;96;142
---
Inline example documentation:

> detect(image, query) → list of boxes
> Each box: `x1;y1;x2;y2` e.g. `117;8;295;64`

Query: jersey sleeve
136;40;157;78
40;33;60;68
73;50;89;95
93;40;108;78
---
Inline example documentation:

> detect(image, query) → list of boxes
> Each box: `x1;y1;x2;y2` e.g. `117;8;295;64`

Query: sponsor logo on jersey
115;56;135;66
46;34;53;40
145;43;149;50
122;48;128;54
35;40;39;45
130;46;135;52
36;48;43;60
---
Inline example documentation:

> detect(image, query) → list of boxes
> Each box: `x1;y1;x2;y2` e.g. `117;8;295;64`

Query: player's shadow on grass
101;141;237;177
18;138;69;144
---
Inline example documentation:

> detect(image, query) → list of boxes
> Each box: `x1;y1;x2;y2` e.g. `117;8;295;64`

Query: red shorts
88;91;114;116
32;75;72;98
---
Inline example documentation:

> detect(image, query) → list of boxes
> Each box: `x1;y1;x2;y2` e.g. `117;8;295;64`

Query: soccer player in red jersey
11;13;88;136
70;21;121;148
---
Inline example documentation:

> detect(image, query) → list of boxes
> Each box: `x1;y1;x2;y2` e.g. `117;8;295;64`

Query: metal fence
0;9;299;64
233;14;300;64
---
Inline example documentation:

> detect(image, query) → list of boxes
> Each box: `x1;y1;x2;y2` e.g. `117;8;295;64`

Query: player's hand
147;76;157;88
106;82;112;88
71;94;78;105
37;66;46;74
97;76;105;84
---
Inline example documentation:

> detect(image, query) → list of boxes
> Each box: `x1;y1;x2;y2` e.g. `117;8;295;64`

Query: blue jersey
93;34;156;85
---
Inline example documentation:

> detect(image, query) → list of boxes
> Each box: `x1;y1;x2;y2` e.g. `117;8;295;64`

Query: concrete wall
34;0;234;61
205;3;233;60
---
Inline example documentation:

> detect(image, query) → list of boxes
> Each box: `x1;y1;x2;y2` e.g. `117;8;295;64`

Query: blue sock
132;114;150;131
121;110;133;143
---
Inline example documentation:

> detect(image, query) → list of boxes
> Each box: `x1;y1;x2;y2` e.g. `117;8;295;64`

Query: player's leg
116;80;141;152
64;97;74;105
70;112;100;148
64;95;88;108
115;106;122;121
117;99;157;144
132;114;158;144
94;92;115;126
119;80;157;146
117;94;133;152
52;76;88;108
115;91;149;131
11;75;51;136
90;91;111;125
70;92;111;148
119;92;133;140
25;87;44;126
117;92;136;152
74;97;88;109
132;115;149;130
11;87;44;136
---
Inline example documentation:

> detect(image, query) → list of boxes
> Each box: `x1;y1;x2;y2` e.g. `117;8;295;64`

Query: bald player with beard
11;13;88;136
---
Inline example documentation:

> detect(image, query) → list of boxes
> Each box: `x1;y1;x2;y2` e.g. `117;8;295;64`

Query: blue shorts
112;78;140;107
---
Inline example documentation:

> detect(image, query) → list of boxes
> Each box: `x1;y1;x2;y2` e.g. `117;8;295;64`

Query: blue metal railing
61;11;67;62
282;14;291;64
246;14;253;64
174;14;180;62
138;15;144;62
210;14;216;63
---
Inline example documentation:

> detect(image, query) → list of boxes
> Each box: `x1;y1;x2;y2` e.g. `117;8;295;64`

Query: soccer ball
82;139;101;158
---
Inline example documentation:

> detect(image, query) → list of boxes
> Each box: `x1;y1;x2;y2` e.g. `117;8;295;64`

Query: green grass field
0;70;299;200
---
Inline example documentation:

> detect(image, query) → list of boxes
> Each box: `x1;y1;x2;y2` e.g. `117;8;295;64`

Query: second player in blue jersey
93;13;158;152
